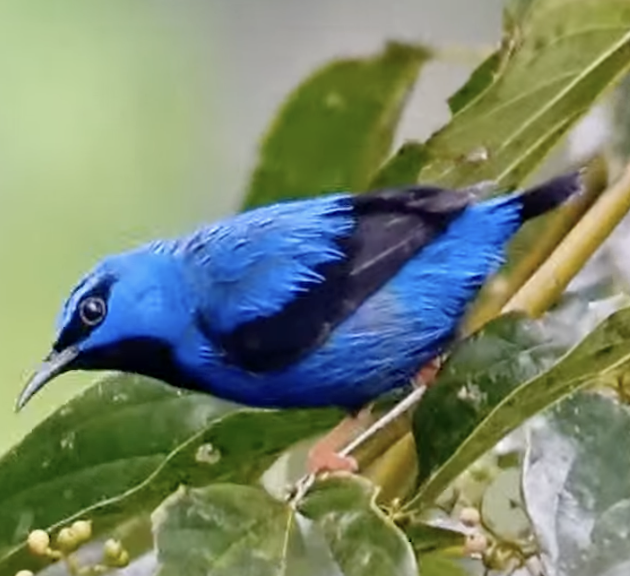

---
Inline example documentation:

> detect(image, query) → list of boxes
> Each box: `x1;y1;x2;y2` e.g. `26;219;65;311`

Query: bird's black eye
79;296;107;326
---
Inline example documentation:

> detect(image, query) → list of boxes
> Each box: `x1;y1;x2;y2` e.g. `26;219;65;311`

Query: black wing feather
205;186;473;372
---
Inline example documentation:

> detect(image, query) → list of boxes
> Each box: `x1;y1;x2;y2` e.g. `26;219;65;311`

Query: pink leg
307;407;372;474
306;356;443;475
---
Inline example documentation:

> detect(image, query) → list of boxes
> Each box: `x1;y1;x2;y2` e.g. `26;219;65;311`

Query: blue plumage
18;173;582;412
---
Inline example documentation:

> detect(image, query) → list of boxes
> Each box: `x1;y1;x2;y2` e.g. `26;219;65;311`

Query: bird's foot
287;409;371;506
307;444;358;475
289;357;442;505
288;473;316;506
305;407;372;475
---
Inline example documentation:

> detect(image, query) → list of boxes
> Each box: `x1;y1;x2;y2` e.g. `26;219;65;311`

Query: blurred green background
0;0;502;452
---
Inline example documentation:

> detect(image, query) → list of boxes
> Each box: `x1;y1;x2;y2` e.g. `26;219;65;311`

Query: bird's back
161;173;581;410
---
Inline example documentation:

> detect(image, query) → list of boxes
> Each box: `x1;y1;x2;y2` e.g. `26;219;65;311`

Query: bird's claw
307;446;358;475
287;357;440;506
287;473;316;507
288;450;358;506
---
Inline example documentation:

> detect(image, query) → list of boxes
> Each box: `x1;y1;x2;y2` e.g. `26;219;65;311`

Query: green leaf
378;0;630;189
152;484;328;576
243;41;430;209
447;0;531;116
369;142;428;189
0;377;341;575
523;392;630;576
413;312;572;490
611;74;630;168
0;374;228;557
152;477;417;576
448;0;536;115
299;476;418;576
410;302;630;510
419;551;470;576
480;468;531;543
403;521;465;556
420;0;630;188
447;52;502;115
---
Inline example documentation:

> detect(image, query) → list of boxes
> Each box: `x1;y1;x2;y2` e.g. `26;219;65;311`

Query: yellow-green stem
464;157;607;334
375;162;630;515
504;162;630;317
363;433;418;504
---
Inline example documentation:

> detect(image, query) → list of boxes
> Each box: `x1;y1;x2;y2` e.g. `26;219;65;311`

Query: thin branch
504;161;630;317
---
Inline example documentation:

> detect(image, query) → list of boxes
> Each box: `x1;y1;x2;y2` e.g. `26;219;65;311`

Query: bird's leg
336;379;429;461
290;357;442;505
305;357;442;475
306;406;374;474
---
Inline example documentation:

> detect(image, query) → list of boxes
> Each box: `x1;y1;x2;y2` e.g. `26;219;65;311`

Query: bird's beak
16;346;79;412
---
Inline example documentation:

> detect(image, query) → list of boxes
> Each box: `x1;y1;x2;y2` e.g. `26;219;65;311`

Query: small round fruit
465;532;489;555
56;527;78;552
15;570;35;576
103;539;124;562
459;507;481;527
111;549;130;568
26;530;50;556
70;520;92;543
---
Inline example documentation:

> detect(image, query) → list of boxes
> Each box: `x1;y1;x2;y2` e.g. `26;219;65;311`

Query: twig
504;162;630;317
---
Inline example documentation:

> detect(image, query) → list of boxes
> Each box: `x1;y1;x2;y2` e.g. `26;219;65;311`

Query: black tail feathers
519;169;585;221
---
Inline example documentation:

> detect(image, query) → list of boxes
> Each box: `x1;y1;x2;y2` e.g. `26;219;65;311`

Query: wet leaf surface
411;304;630;509
524;392;630;576
0;376;341;576
153;476;417;576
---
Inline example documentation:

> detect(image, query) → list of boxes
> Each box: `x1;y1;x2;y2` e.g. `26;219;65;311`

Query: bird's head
17;248;191;410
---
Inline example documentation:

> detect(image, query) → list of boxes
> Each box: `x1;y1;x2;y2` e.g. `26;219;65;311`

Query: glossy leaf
448;0;536;115
369;141;428;189
299;476;418;576
378;0;630;189
153;476;417;576
419;552;470;576
524;392;630;576
480;468;531;543
413;312;572;490
0;377;341;575
403;521;465;556
0;375;227;558
420;0;630;188
410;303;630;509
446;0;528;115
152;484;327;576
243;41;430;209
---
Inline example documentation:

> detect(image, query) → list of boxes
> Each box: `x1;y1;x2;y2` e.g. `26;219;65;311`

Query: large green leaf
299;476;418;576
419;552;470;576
403;521;465;556
447;0;535;115
413;312;574;490
523;392;630;576
379;0;630;189
0;377;341;575
152;484;328;576
153;477;417;576
0;374;227;558
242;41;429;209
409;302;630;510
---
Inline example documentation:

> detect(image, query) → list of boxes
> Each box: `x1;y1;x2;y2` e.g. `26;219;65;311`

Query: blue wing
169;187;472;372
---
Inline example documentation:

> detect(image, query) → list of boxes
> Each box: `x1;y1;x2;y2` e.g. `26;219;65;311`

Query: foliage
6;0;630;574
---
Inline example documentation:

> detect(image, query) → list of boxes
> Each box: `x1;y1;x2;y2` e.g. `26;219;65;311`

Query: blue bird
18;172;582;471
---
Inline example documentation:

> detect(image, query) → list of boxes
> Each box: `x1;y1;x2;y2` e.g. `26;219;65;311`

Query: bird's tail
519;170;585;222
